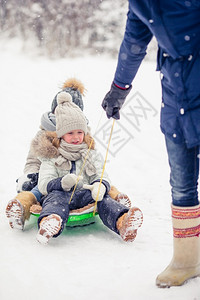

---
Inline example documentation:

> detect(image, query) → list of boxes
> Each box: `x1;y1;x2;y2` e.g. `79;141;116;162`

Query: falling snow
0;40;199;300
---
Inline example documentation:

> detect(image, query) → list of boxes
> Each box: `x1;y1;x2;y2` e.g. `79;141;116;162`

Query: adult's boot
156;204;200;287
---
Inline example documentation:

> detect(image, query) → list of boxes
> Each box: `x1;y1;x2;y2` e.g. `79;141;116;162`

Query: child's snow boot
6;191;37;230
115;193;131;208
156;204;200;287
117;207;143;242
36;214;62;245
30;204;42;214
109;186;131;208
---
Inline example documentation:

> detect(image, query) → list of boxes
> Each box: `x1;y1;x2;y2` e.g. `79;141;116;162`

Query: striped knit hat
51;78;85;113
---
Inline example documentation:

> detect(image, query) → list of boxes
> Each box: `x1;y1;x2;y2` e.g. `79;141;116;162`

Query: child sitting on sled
5;78;131;230
29;91;143;244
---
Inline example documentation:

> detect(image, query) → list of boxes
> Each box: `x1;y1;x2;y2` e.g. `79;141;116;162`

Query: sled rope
68;111;104;204
93;119;115;215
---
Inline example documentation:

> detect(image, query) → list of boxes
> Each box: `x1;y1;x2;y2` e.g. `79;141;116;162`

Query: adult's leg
156;136;200;287
166;136;199;207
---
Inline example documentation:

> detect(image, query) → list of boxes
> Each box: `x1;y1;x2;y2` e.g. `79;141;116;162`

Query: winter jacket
23;112;56;174
31;131;111;196
114;0;200;148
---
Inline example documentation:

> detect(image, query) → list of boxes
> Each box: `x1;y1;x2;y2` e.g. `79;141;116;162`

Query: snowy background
0;40;200;300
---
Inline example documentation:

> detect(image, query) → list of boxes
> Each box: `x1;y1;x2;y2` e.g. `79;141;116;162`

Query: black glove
16;173;39;192
102;82;132;119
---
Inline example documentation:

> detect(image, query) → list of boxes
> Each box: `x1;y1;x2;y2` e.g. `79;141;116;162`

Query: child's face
62;129;84;145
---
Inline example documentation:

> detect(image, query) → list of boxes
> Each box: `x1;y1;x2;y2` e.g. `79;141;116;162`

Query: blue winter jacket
114;0;200;148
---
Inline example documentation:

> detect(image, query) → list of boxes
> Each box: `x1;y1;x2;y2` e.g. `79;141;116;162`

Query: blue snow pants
165;136;200;207
31;185;42;202
38;189;128;237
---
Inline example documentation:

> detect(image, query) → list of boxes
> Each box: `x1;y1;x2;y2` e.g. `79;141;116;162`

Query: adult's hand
102;82;132;119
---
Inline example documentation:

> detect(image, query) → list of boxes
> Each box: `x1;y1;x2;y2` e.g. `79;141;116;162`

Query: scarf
55;139;96;176
40;112;56;131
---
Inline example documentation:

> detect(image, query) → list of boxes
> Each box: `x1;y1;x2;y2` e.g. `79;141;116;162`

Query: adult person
102;0;200;288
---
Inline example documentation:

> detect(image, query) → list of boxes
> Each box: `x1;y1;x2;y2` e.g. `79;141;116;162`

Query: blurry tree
0;0;157;59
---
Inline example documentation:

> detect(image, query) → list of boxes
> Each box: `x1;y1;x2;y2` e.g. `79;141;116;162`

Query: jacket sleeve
38;158;60;195
23;149;41;174
23;130;44;174
46;177;63;193
114;7;153;87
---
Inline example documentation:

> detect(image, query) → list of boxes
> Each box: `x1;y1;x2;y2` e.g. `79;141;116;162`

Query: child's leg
37;190;70;244
29;185;43;214
37;189;96;245
36;214;62;245
6;191;37;230
31;185;42;203
69;189;95;210
97;195;129;233
97;195;143;242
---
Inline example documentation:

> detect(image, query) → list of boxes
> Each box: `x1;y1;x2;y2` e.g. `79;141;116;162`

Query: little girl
32;92;143;244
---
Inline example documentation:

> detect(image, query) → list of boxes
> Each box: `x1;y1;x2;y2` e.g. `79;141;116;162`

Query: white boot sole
120;207;143;242
36;214;62;245
6;199;24;230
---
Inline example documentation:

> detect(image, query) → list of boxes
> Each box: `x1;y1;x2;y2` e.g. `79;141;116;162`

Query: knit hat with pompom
55;92;87;138
51;78;85;113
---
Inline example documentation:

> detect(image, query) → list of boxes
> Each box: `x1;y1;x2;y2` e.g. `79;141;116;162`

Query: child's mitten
83;182;106;201
61;174;82;191
16;173;39;192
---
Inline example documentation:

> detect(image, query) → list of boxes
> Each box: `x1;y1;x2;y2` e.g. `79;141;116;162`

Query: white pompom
57;92;72;105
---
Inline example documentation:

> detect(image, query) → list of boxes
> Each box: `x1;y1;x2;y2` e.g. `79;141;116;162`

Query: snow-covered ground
0;40;200;300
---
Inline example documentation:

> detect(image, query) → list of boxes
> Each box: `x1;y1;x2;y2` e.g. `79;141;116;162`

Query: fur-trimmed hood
33;131;110;196
30;130;95;160
31;131;60;159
